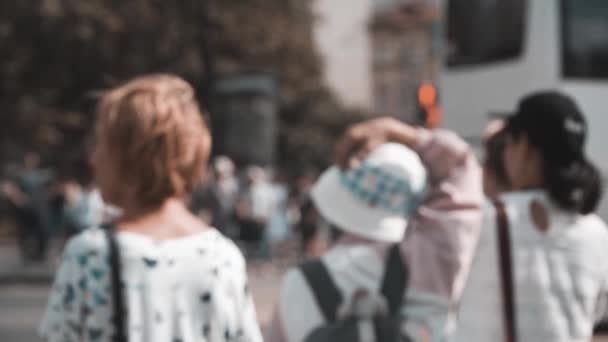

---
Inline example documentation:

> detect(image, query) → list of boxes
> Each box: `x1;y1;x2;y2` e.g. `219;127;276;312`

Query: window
562;0;608;79
446;0;526;67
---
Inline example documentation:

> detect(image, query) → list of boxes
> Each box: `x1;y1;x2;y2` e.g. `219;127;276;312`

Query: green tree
0;0;363;174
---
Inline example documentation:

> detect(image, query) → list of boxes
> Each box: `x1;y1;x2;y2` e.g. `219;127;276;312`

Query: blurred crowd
0;151;328;263
0;152;110;261
190;156;327;261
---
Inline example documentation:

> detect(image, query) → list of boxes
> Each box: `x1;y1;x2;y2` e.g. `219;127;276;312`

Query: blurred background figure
60;158;104;237
3;153;53;262
265;170;291;245
236;166;275;257
191;156;239;237
291;170;329;258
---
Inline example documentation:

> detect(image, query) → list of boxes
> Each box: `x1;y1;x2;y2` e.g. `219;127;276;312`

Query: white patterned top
40;228;263;342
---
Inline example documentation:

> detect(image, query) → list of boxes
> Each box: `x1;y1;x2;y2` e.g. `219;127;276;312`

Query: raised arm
335;118;484;339
404;128;483;300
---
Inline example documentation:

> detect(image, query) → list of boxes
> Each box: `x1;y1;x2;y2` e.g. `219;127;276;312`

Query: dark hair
73;158;95;187
484;126;510;188
504;91;602;214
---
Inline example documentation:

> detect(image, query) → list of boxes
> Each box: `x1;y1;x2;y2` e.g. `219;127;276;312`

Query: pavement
0;243;57;285
0;284;48;341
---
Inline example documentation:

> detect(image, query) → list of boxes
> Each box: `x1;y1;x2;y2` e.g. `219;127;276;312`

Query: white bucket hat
311;143;427;242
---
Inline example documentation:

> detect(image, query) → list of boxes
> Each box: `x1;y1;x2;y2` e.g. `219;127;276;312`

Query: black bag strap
493;200;517;342
299;260;343;322
380;244;408;315
104;227;127;342
299;243;408;322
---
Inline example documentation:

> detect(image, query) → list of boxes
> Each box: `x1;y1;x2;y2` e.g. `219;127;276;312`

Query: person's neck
118;198;184;225
521;152;545;189
518;175;544;191
114;197;209;239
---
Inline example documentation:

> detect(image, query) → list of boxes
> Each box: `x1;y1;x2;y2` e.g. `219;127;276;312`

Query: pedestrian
211;156;240;236
267;119;484;341
292;171;325;258
62;158;105;236
191;156;240;237
39;74;263;342
264;169;293;256
455;91;608;341
12;152;52;261
236;166;274;257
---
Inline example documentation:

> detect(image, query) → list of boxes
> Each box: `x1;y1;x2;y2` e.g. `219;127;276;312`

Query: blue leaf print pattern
91;268;105;280
81;305;92;318
78;277;88;291
88;328;104;341
63;284;75;308
77;255;89;267
39;229;264;342
143;257;158;268
93;290;108;306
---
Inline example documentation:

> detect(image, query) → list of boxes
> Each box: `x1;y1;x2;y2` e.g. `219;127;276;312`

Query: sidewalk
0;243;57;285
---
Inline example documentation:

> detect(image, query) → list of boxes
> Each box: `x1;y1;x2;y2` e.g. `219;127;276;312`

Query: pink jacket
267;129;483;341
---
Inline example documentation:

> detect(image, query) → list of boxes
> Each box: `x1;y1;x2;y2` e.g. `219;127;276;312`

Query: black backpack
299;244;411;342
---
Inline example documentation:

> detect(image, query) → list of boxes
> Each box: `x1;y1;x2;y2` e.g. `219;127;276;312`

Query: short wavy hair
96;74;211;207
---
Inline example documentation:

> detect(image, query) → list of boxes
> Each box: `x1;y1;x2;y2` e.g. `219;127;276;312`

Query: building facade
369;1;438;123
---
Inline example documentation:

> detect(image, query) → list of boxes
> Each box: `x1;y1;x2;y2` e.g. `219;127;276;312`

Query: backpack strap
299;260;343;322
380;244;408;315
104;227;128;342
493;200;517;342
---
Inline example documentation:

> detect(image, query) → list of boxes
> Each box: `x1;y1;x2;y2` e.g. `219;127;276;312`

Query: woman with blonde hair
40;74;263;342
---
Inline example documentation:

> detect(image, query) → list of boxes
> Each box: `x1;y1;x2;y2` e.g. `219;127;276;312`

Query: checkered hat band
339;162;420;215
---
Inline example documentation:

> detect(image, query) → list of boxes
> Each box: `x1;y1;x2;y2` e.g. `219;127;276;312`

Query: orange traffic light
418;83;437;108
417;82;442;128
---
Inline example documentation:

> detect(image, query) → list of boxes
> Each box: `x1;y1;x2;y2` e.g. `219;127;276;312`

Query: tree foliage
0;0;363;174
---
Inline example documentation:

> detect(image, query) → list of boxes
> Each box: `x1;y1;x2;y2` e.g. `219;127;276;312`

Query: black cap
506;91;587;164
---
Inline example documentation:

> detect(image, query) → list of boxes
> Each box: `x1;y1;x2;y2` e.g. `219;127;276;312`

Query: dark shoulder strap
380;244;408;315
299;260;343;322
105;228;127;342
493;200;517;342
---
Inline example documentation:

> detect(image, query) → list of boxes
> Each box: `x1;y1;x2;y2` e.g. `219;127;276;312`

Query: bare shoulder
115;207;212;240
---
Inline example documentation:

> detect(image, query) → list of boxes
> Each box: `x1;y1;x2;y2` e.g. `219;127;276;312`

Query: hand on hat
482;119;505;143
336;117;418;170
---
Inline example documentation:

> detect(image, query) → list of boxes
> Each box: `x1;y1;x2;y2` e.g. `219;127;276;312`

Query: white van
440;0;608;215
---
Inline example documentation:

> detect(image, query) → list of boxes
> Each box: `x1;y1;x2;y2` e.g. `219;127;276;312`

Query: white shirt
455;191;608;342
249;181;276;221
274;244;450;342
40;228;263;342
